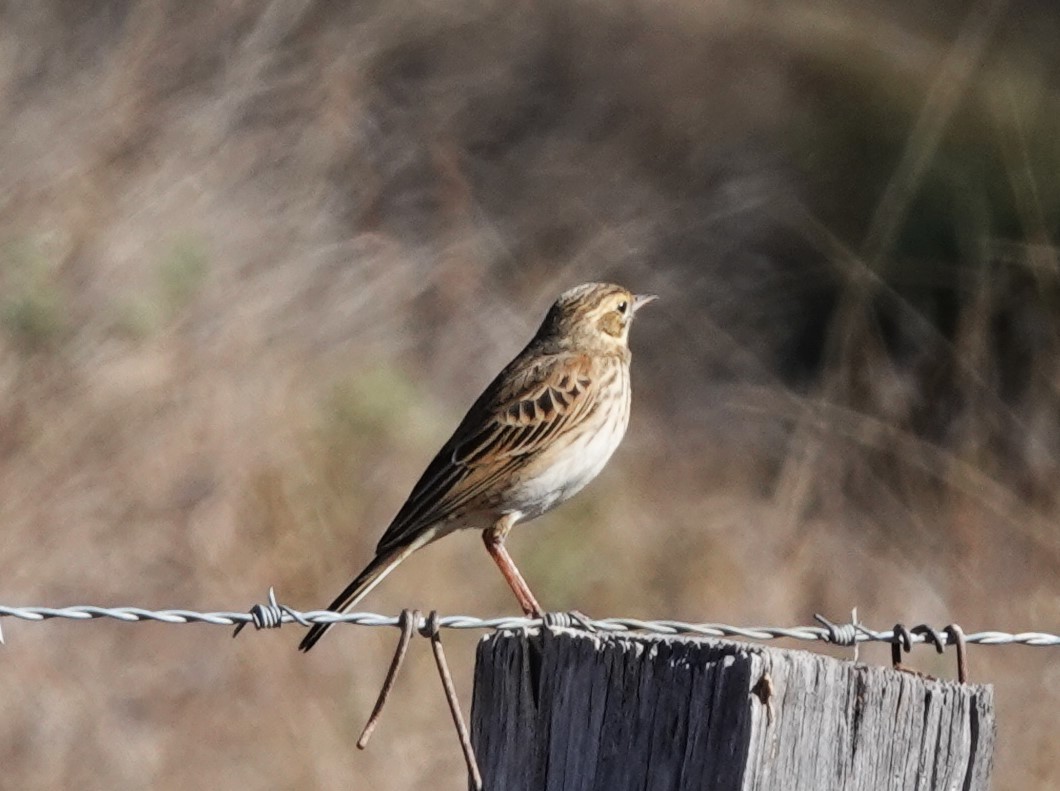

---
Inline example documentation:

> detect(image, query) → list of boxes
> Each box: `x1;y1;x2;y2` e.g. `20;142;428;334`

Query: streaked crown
536;282;656;351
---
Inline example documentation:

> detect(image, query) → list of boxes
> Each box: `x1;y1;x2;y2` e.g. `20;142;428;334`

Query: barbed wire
0;596;1057;647
3;592;1050;789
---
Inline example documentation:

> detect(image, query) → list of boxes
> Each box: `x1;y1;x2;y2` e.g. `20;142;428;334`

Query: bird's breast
504;364;631;521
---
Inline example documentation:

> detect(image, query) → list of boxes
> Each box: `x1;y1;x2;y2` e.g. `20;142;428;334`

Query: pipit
299;282;655;651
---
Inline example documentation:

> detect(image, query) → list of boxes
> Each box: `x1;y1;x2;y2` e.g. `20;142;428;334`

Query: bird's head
539;282;657;351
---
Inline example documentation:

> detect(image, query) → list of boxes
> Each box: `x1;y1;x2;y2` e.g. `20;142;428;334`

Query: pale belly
502;404;630;521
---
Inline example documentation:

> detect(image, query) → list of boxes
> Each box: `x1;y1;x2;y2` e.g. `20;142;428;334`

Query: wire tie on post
891;623;913;670
420;610;483;791
566;610;598;633
911;624;946;654
543;612;571;628
944;623;969;683
358;608;417;750
851;607;859;663
542;611;598;632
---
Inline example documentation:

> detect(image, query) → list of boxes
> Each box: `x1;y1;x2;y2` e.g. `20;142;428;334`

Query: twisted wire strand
0;602;1057;647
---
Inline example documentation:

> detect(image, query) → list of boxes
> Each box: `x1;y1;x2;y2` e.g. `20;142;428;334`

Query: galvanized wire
0;598;1057;647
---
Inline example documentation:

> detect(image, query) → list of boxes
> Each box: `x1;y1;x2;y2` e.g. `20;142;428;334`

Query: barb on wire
232;587;310;637
814;613;859;647
0;600;1058;648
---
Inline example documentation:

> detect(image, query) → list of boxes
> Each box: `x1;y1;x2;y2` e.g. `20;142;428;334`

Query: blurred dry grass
0;0;1058;788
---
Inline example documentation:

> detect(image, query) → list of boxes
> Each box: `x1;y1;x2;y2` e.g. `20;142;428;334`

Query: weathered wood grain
470;628;994;791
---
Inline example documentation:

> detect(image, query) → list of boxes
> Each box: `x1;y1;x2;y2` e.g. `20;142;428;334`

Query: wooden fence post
470;628;994;790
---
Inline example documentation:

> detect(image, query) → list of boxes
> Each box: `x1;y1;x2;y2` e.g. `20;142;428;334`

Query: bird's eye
617;300;628;314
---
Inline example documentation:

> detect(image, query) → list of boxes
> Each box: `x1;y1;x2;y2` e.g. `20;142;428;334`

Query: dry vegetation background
0;0;1058;788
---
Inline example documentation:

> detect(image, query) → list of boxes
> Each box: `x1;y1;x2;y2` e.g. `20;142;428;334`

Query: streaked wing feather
374;353;593;555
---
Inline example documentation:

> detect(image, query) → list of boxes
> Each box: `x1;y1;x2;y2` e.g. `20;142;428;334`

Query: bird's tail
298;532;433;652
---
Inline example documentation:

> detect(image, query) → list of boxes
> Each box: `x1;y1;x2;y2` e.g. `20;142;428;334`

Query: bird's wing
373;352;594;555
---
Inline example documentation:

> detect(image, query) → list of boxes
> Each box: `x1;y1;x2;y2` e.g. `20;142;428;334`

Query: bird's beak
632;294;658;314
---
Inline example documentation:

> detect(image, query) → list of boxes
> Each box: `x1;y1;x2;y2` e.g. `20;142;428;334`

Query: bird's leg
482;517;543;618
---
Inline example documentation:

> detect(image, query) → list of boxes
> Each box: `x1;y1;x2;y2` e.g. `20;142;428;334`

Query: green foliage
110;295;161;340
522;494;606;604
790;41;1060;308
105;235;210;340
0;240;66;352
159;236;209;318
320;367;419;444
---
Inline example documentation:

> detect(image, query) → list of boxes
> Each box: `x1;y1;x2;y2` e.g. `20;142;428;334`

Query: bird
299;282;656;651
